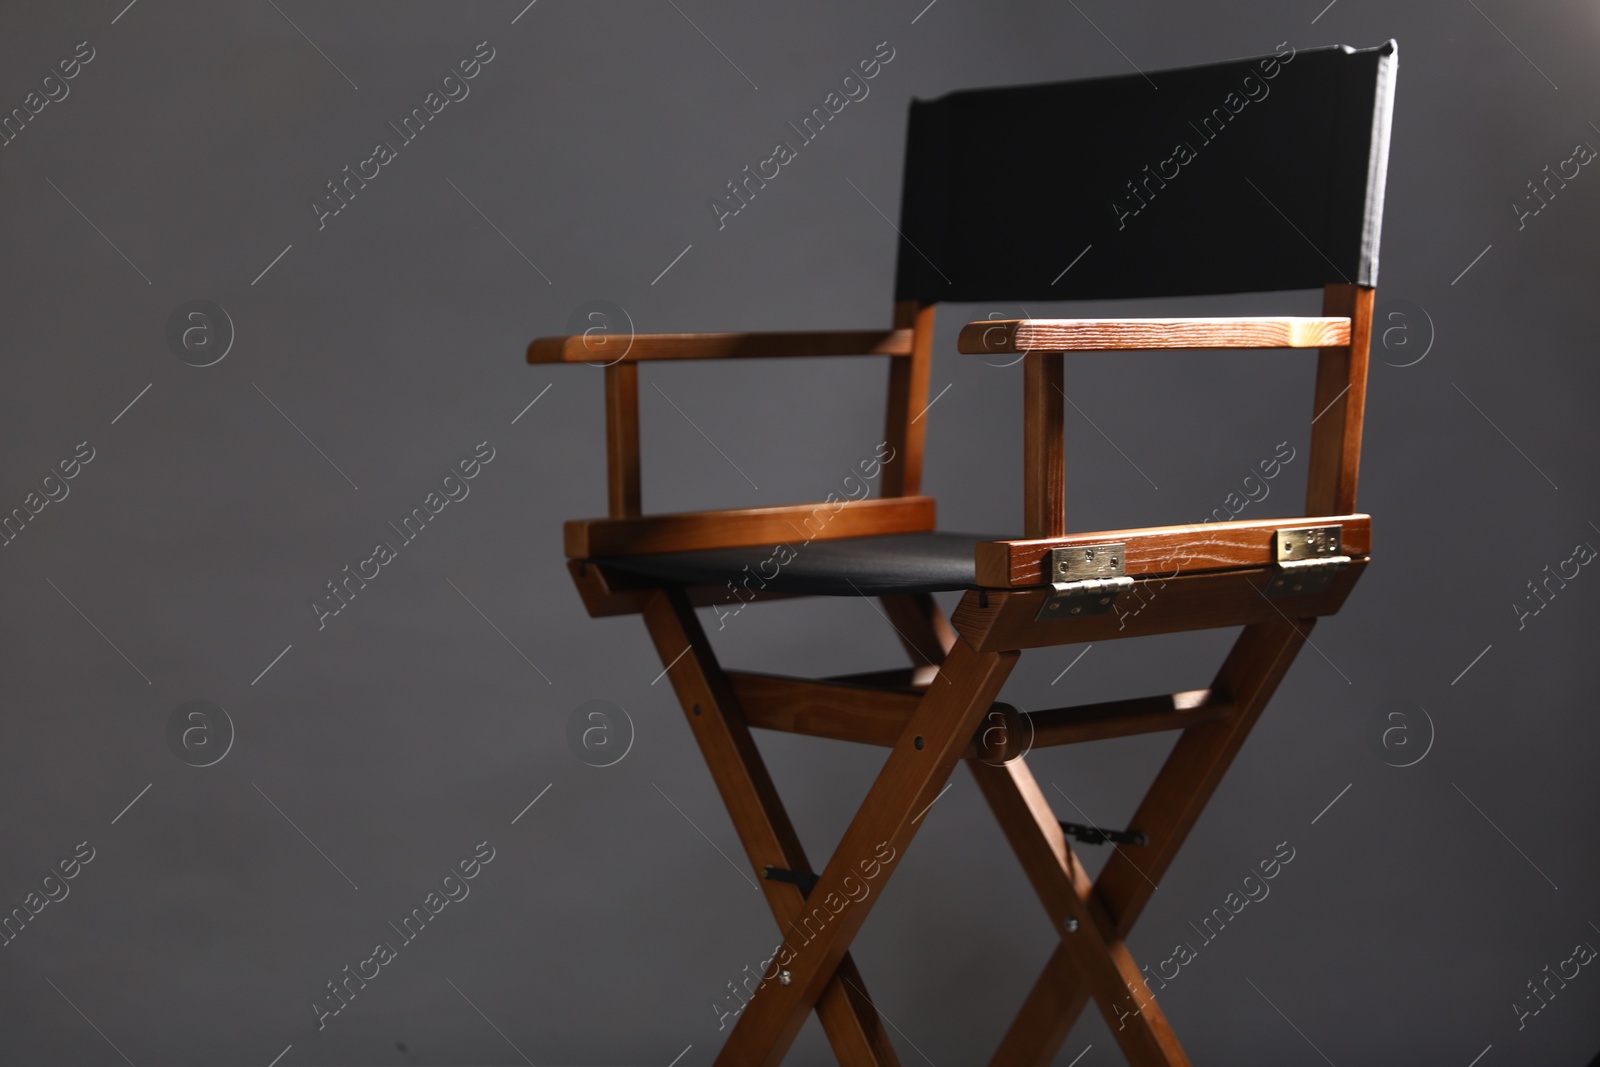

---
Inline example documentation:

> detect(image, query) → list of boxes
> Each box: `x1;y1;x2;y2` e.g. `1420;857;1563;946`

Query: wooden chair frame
532;281;1374;1066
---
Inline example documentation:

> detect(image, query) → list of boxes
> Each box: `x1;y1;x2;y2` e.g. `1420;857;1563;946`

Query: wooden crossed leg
642;578;1314;1067
973;617;1313;1066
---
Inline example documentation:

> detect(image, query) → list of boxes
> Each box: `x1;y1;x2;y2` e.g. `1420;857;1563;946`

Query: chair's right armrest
528;329;913;364
956;317;1351;355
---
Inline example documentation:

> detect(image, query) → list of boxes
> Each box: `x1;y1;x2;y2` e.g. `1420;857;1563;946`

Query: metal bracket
1266;525;1350;596
1037;543;1132;620
762;866;818;896
1059;821;1147;847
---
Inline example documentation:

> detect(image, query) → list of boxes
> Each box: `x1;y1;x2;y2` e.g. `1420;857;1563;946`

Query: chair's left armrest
528;328;913;363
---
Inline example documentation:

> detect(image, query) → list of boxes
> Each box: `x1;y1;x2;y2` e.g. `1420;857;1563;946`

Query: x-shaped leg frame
644;586;1017;1066
973;616;1314;1066
643;579;1312;1067
642;587;906;1065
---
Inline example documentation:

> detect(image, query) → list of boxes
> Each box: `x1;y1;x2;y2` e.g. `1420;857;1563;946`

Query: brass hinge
1037;543;1132;620
1266;525;1350;596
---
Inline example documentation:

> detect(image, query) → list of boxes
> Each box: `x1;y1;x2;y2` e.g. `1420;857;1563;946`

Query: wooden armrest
566;496;937;558
957;317;1350;354
528;328;913;364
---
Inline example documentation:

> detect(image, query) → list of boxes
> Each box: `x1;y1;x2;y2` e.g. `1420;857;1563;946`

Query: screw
692;704;701;716
778;969;792;986
914;736;924;750
1063;917;1079;933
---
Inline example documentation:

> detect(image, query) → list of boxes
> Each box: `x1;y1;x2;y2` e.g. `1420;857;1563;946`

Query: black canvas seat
596;531;993;596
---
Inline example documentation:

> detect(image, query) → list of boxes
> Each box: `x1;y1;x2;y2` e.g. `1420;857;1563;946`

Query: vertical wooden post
604;363;641;517
1305;284;1374;515
881;300;935;498
1023;351;1066;539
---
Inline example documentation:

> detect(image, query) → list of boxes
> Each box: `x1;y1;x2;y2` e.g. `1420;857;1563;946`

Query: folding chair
529;40;1398;1066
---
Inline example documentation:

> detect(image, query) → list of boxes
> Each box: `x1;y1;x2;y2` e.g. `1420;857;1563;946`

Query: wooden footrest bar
729;671;921;748
729;670;1235;756
1027;688;1233;747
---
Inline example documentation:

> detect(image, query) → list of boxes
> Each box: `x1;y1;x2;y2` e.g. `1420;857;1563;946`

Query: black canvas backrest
893;41;1397;305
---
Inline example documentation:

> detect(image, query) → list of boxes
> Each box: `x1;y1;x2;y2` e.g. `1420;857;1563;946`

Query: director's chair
530;41;1397;1066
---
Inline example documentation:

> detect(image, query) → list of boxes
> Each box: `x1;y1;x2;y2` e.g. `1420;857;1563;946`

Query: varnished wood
731;672;1232;756
881;301;935;497
974;514;1371;588
952;560;1364;652
1306;285;1374;515
970;758;1191;1066
958;316;1351;354
998;618;1314;1060
527;328;913;363
641;589;903;1066
827;665;941;689
1023;351;1066;539
565;495;936;558
603;363;641;517
1028;688;1234;747
715;640;1018;1067
541;59;1386;1067
728;671;923;749
565;559;800;618
1099;618;1312;934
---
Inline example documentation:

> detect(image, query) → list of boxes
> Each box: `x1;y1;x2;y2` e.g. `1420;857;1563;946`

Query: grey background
1;1;1597;1064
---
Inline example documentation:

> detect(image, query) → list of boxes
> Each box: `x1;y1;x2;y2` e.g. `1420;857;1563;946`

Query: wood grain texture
951;561;1365;652
1095;617;1313;936
715;640;1018;1067
957;316;1351;354
1028;688;1234;748
881;301;935;497
974;514;1371;588
564;559;800;618
565;495;936;558
1024;351;1066;539
970;758;1192;1066
727;671;923;749
641;590;904;1066
729;674;1232;757
1306;284;1374;515
527;329;913;363
603;363;641;517
825;666;938;690
996;618;1315;1057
